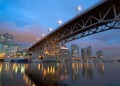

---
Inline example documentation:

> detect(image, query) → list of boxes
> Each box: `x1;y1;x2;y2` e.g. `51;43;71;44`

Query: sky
0;0;120;57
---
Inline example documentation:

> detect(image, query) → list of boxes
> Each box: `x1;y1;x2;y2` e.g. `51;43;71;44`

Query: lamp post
77;6;82;14
57;20;62;25
41;34;45;38
48;27;53;33
37;38;40;41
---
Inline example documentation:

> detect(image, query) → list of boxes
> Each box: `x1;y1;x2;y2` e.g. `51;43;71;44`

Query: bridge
28;0;120;58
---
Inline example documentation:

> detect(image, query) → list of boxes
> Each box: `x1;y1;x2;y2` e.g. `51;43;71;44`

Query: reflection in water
0;62;120;86
0;62;33;86
98;63;104;75
82;63;94;79
26;63;60;86
25;62;105;86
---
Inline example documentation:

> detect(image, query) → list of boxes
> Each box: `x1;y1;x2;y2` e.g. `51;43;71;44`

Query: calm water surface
0;62;120;86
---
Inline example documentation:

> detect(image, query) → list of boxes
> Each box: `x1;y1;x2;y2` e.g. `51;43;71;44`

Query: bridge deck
29;0;120;51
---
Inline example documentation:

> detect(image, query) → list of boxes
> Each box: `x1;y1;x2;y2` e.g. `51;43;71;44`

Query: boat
4;58;11;62
17;58;30;63
11;58;30;63
11;58;19;62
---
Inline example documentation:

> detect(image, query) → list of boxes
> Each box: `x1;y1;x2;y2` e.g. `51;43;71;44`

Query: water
0;62;120;86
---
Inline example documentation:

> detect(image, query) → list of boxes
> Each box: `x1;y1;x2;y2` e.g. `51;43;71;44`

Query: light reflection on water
0;62;120;86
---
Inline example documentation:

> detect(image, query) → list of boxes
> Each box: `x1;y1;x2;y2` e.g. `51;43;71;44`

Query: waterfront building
58;45;69;60
81;48;87;59
96;50;103;60
0;33;22;59
0;33;13;43
71;44;79;60
86;46;92;58
81;46;92;59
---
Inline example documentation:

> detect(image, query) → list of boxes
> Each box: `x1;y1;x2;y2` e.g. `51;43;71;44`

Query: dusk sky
0;0;120;57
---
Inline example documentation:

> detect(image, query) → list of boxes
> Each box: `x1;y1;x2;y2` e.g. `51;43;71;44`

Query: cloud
0;21;120;57
90;30;120;43
66;36;120;58
0;22;46;43
0;0;119;57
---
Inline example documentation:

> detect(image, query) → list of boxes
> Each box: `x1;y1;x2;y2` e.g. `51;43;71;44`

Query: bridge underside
29;0;120;59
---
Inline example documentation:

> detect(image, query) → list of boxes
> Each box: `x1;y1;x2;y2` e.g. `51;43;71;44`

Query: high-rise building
96;50;103;59
0;33;21;58
87;46;92;58
71;44;79;60
81;46;92;59
0;33;13;43
81;48;87;59
58;45;69;60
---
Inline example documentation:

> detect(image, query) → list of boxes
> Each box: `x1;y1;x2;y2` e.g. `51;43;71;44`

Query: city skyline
0;0;120;57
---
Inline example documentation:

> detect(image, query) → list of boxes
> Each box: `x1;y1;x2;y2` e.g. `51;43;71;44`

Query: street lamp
57;20;62;25
41;34;45;38
42;34;45;37
48;27;53;33
77;6;82;13
37;37;40;41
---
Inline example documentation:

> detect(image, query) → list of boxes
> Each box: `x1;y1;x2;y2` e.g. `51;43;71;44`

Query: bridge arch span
29;0;120;58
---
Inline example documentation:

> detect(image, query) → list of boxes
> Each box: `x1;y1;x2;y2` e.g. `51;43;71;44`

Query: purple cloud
0;22;46;43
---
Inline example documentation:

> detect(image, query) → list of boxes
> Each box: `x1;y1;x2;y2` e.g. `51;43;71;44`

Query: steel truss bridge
29;0;120;58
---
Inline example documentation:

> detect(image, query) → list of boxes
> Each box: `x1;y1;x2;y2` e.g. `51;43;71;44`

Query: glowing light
50;66;52;73
37;38;40;41
43;69;47;76
21;66;25;74
77;6;82;11
10;54;13;56
57;20;62;25
0;64;2;73
45;50;49;54
41;34;45;38
32;84;35;86
77;6;82;13
42;64;43;71
5;63;9;72
61;46;68;50
43;34;45;36
38;64;40;70
0;53;6;58
47;67;49;73
65;68;67;73
3;46;8;48
23;53;27;55
13;64;16;70
48;27;53;32
15;66;18;73
23;74;29;85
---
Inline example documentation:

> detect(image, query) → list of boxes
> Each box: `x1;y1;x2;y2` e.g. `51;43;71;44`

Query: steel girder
60;21;120;45
29;0;120;56
53;3;120;44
